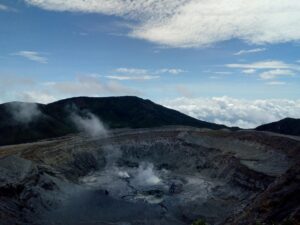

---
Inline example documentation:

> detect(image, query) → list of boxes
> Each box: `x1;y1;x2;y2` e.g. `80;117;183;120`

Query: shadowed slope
256;118;300;136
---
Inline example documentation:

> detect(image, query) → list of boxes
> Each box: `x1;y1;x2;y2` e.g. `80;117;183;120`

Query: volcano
0;97;299;225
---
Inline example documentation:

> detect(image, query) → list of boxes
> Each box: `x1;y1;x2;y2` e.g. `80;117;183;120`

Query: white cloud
115;68;148;74
234;48;266;56
157;68;185;75
110;67;185;80
226;60;297;70
259;69;295;80
25;0;300;48
115;67;185;75
162;96;300;128
12;51;48;63
105;75;159;81
227;60;299;81
110;68;160;80
131;1;300;48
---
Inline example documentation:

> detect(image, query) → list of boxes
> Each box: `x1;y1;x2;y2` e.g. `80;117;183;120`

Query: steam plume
6;102;41;123
71;112;107;137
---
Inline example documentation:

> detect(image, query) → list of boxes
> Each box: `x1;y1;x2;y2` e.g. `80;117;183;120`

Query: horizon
1;0;300;128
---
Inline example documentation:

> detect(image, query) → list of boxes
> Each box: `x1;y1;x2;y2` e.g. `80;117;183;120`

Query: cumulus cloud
12;51;48;63
6;102;42;123
25;0;300;48
162;96;300;128
234;48;266;56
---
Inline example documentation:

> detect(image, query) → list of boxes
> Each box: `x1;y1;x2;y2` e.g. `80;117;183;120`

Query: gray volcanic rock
0;127;299;225
0;155;35;184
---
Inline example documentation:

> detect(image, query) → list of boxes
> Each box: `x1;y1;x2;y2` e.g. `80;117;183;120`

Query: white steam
71;112;107;137
117;171;130;179
132;162;161;186
7;102;41;123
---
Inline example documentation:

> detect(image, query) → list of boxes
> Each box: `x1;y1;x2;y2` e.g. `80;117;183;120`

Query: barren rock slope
0;127;299;225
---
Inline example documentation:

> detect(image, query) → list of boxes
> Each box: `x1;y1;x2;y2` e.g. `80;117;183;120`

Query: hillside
0;96;227;146
256;118;300;136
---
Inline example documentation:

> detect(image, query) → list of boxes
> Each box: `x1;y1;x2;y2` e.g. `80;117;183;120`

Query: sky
0;0;300;128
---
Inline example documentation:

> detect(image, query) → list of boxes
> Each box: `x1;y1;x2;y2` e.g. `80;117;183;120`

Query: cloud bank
25;0;300;48
162;96;300;128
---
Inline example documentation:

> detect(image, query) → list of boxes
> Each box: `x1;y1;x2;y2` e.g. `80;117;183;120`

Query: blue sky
0;0;300;127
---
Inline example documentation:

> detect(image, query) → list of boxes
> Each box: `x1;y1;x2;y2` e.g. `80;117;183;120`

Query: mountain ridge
1;96;299;146
0;96;228;146
255;117;300;136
